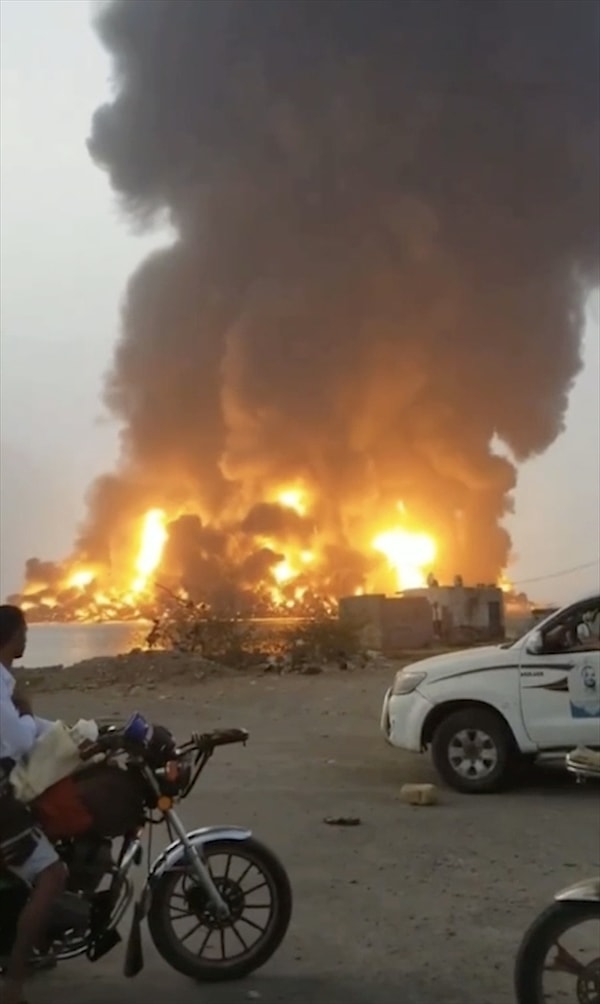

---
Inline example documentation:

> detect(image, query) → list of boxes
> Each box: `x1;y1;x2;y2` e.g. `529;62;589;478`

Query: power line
510;559;600;588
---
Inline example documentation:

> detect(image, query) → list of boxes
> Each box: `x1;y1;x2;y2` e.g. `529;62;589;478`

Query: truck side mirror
577;622;592;644
526;629;544;656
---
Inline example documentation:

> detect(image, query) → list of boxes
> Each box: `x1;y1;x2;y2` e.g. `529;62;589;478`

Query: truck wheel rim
448;728;499;780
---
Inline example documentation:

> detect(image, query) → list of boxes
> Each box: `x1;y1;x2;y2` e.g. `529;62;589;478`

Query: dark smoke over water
24;0;600;609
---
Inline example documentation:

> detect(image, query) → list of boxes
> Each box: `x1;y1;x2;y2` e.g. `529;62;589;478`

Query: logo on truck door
521;663;571;693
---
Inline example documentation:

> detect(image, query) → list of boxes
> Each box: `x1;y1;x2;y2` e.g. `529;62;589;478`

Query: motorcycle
0;714;292;983
514;749;600;1004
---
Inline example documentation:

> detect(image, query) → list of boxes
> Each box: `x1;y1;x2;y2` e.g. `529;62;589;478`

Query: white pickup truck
381;592;600;793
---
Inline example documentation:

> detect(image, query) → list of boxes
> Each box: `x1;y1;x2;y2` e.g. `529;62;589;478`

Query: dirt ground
14;663;600;1004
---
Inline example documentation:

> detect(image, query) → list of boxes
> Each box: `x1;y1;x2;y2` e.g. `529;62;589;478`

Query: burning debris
11;0;600;622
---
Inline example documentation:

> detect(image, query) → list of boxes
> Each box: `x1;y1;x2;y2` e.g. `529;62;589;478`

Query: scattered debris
400;783;439;806
18;650;229;695
323;816;362;827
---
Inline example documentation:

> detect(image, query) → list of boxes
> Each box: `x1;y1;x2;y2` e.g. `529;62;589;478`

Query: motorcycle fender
555;877;600;903
137;826;252;920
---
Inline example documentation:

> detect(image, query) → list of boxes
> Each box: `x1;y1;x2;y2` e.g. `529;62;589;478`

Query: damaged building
339;579;505;653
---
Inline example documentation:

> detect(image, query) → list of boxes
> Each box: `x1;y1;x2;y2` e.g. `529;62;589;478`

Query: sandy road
17;668;600;1004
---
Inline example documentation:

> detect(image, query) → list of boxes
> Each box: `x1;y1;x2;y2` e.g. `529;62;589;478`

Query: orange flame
66;569;95;590
275;486;308;516
373;527;437;591
131;508;169;594
17;490;447;622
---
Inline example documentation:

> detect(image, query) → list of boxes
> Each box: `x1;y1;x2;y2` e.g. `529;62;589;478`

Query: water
18;614;527;670
19;617;305;669
20;621;151;669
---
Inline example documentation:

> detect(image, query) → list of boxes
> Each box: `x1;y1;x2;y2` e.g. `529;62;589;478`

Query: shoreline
16;646;417;695
16;649;232;694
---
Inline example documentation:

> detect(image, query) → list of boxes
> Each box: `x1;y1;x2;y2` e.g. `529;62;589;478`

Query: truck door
519;596;600;748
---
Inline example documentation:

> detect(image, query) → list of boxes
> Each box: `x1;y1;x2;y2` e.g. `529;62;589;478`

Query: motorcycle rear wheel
515;900;600;1004
148;836;292;982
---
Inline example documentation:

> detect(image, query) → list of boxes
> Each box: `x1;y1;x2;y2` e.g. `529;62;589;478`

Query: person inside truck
543;602;600;654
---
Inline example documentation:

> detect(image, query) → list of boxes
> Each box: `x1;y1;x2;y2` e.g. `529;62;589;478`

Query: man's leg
3;836;66;1004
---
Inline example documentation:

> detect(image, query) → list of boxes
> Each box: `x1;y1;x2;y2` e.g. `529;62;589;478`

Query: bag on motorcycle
9;721;84;803
34;765;146;841
32;775;94;841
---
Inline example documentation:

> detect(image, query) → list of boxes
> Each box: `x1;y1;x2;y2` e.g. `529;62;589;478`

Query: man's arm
11;683;55;740
0;694;38;760
34;715;55;738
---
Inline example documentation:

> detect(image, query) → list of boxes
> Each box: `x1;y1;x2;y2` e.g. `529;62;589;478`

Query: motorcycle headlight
392;669;427;696
159;757;192;795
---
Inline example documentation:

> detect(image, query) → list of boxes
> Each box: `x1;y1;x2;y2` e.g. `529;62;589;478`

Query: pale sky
1;0;599;608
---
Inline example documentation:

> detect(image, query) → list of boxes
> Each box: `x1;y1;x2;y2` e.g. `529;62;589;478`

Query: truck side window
543;601;600;654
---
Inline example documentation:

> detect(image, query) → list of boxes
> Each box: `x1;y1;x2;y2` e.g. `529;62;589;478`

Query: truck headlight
392;670;427;696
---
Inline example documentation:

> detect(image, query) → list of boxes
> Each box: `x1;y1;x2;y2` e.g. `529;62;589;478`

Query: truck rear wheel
431;708;514;794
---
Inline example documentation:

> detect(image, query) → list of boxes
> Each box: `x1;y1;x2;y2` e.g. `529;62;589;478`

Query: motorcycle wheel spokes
542;919;600;1004
167;850;276;963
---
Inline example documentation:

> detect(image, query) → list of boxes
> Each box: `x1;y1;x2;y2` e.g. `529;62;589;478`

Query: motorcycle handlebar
184;728;249;755
84;725;249;760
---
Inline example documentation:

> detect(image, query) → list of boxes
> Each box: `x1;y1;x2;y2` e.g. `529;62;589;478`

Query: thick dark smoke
27;0;600;609
80;0;600;590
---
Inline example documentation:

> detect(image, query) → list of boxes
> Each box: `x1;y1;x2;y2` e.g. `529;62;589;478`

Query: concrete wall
340;584;506;652
405;584;505;643
379;595;434;651
338;593;434;652
338;594;386;649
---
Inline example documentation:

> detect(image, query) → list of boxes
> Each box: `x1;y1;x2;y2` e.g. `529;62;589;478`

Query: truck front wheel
431;708;514;794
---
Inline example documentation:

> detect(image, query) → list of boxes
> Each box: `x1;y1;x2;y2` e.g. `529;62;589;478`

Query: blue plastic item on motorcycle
123;713;152;745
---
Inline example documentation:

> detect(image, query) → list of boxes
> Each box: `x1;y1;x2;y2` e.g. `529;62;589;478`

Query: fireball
272;558;297;585
373;528;437;591
66;569;95;590
275;487;308;517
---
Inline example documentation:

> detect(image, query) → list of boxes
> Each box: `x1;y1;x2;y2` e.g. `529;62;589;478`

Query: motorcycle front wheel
515;900;600;1004
148;836;292;982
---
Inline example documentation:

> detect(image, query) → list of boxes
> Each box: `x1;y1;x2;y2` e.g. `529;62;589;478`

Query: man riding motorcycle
0;605;66;1004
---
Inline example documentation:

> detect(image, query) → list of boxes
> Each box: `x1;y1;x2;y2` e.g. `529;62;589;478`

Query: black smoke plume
23;0;600;610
